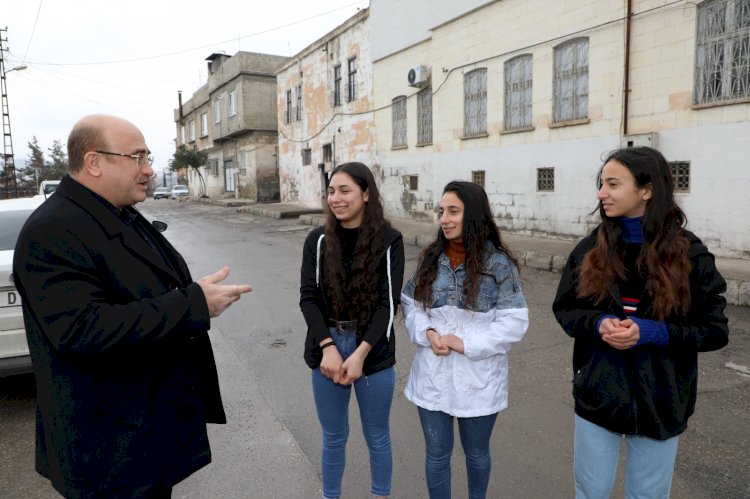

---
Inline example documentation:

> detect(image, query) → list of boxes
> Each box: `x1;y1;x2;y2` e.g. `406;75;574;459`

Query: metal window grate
417;87;433;144
669;161;691;192
472;170;485;189
504;55;533;130
322;144;332;164
464;68;488;136
392;96;407;147
537;167;555;191
408;175;418;191
695;0;750;104
553;38;589;122
302;149;311;166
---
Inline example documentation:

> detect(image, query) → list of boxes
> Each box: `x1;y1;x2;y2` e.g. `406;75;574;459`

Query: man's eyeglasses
95;150;154;167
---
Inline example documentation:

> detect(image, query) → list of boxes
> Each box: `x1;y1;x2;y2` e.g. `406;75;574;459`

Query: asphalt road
1;199;748;498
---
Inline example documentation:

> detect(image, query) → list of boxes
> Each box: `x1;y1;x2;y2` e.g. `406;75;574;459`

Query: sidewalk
200;198;750;307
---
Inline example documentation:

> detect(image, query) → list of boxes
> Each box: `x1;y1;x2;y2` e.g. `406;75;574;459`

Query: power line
21;0;44;62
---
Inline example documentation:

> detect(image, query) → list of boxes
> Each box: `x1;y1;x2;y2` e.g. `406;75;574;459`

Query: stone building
175;51;290;201
370;0;750;257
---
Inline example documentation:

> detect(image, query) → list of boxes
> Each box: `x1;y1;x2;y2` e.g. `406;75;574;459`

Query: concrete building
175;51;290;202
276;8;373;209
370;0;750;257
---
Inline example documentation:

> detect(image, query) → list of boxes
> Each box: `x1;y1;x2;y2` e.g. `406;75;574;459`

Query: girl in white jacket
401;181;528;499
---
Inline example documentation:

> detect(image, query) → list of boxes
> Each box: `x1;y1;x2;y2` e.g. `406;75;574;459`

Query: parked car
38;180;61;197
0;196;45;377
170;185;189;199
153;186;170;200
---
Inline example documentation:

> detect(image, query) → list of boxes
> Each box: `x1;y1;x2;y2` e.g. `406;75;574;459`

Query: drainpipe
623;0;632;136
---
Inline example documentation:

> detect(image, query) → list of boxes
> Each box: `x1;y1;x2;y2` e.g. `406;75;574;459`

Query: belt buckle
336;320;357;332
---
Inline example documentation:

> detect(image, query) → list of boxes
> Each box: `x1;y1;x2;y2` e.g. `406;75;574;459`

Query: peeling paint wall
371;0;750;257
277;9;376;209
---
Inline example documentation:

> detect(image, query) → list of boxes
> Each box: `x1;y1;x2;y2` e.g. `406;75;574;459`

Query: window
669;161;691;192
285;90;292;124
322;143;333;164
417;87;433;145
296;84;302;121
189;120;195;142
180;125;185;144
407;175;418;191
213;99;221;124
346;57;357;102
537;167;555;191
333;65;342;107
228;90;237;117
210;158;219;176
695;0;750;105
464;68;487;137
553;38;589;123
200;113;208;137
302;148;312;166
392;96;407;148
504;55;533;130
472;170;485;189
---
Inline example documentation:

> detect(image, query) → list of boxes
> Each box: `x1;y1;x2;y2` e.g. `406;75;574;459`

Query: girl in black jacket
552;147;728;499
299;162;405;499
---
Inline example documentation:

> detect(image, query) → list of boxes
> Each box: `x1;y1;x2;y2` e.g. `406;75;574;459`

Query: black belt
327;319;360;333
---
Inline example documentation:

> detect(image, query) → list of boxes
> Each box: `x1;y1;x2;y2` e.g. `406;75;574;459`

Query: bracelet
320;341;336;351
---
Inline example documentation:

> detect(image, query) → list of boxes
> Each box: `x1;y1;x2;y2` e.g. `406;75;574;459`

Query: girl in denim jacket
401;181;528;499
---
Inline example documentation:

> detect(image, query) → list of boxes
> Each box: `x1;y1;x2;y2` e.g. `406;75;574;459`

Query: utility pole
1;28;20;198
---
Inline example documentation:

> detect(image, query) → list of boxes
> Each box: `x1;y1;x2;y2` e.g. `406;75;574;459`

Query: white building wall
371;0;750;257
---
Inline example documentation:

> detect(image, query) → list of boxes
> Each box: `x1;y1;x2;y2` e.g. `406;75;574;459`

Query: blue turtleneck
620;216;644;243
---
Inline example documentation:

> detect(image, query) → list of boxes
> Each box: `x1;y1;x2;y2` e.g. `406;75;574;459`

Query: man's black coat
13;175;226;498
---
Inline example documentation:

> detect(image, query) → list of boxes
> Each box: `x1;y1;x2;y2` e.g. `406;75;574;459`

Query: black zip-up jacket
552;227;728;440
300;225;405;375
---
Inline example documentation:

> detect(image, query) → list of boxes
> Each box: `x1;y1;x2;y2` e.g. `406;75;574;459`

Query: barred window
302;148;312;166
537;167;555;191
472;170;485;189
669;161;690;192
285;90;292;124
296;84;302;121
210;158;219;176
504;55;533;130
407;175;418;191
695;0;750;104
346;57;357;102
417;87;433;145
322;144;333;164
553;38;589;123
392;95;407;148
464;68;488;137
333;65;342;107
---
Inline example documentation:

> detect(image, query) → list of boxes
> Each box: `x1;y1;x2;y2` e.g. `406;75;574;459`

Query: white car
0;196;45;376
170;185;189;199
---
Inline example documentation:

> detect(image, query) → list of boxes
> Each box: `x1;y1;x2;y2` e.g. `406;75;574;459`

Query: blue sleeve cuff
632;317;669;347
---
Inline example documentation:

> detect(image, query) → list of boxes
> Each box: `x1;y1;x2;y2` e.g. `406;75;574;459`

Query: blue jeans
417;407;498;499
574;415;680;499
311;328;395;499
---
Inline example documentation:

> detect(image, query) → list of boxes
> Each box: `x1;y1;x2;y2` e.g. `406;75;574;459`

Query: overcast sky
4;0;369;175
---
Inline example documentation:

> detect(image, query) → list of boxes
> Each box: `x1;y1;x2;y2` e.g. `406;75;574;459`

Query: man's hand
197;266;253;318
599;317;640;350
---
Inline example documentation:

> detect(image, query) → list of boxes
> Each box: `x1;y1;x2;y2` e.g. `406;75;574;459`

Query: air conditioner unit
408;65;431;87
621;132;658;149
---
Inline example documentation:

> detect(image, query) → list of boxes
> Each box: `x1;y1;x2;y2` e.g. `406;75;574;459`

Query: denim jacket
401;245;528;417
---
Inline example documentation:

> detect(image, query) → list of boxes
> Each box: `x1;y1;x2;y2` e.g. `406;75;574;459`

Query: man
13;115;252;498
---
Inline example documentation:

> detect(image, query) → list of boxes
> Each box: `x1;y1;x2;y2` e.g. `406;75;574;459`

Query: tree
169;145;208;196
17;136;45;191
45;140;68;180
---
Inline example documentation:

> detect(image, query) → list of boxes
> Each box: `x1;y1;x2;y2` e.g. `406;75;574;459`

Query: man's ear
83;151;103;178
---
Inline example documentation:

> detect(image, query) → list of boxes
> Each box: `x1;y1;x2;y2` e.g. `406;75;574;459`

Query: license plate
0;289;19;308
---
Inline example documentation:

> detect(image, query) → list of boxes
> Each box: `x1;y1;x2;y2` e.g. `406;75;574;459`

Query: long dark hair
413;181;519;310
578;146;691;319
323;162;390;321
